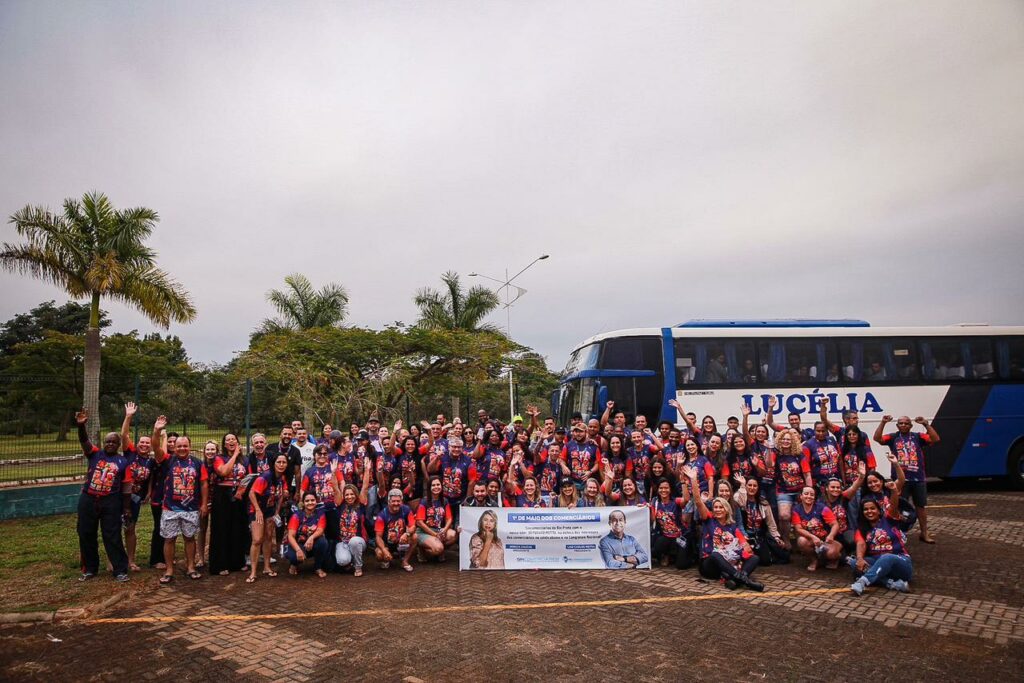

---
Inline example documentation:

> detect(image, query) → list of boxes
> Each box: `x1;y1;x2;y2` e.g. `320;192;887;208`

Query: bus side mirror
550;389;560;417
596;384;609;416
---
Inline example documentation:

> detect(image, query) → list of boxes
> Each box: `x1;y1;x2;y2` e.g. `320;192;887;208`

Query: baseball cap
357;430;370;441
555;427;567;435
571;424;585;432
513;414;523;423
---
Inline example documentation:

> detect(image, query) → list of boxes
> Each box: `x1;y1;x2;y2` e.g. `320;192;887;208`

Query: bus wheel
1009;444;1024;490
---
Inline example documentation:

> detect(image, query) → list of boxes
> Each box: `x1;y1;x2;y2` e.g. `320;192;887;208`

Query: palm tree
261;273;349;332
414;271;501;332
2;192;196;438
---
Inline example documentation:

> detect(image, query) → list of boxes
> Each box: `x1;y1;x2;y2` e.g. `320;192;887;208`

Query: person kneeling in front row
285;492;329;577
849;475;913;595
375;488;417;572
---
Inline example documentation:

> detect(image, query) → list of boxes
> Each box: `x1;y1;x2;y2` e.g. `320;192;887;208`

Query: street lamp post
468;254;549;421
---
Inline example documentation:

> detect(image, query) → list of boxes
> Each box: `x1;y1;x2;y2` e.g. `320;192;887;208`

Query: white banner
458;506;652;571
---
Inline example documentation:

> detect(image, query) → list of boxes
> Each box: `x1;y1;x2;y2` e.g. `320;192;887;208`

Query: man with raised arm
874;414;940;544
75;409;133;582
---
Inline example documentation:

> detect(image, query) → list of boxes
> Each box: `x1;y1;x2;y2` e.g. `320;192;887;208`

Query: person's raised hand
75;409;89;425
154;415;168;432
124;402;138;417
741;403;751;416
881;414;893;424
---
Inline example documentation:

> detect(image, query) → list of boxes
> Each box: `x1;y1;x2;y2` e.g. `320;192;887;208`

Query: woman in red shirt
286;492;328;577
416;476;455;561
246;453;289;583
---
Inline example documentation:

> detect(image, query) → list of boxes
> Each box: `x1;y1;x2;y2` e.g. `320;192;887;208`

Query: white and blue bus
554;320;1024;486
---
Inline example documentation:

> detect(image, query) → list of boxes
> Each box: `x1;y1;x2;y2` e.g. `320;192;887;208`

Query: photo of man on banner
599;509;650;569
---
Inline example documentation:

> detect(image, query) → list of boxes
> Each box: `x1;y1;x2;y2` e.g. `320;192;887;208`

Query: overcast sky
2;1;1023;372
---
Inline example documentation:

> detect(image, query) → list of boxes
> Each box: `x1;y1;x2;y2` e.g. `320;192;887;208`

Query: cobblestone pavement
2;491;1023;682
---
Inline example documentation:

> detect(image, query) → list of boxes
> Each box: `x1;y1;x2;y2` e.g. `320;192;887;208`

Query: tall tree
414;271;500;332
261;273;349;333
2;192;196;437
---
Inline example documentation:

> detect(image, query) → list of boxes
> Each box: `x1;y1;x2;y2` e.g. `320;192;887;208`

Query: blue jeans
848;553;913;586
285;537;329;571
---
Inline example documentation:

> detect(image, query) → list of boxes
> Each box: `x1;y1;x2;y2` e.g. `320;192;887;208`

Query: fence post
133;375;141;443
245;379;252;454
405;393;411;427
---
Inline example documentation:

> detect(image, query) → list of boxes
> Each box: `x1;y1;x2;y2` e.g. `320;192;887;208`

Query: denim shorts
902;481;928;508
776;492;797;505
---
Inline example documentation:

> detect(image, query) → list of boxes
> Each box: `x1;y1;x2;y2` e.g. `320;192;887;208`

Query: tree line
0;193;558;441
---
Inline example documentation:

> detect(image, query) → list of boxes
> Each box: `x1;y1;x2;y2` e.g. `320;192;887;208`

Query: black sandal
159;574;173;584
188;571;202;580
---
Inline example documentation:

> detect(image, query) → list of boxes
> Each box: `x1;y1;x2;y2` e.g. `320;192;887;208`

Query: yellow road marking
88;587;849;625
928;504;977;509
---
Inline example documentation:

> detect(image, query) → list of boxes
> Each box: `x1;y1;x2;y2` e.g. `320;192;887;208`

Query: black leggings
652;534;695;569
752;531;790;566
149;505;164;567
699;552;759;580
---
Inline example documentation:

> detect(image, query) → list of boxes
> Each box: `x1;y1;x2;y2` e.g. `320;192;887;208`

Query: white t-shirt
294;440;316;478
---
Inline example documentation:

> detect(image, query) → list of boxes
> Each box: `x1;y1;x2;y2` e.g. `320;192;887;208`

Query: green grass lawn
0;426;234;484
0;510;194;612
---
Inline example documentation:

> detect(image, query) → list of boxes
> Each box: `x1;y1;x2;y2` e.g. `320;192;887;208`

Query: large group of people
74;395;938;596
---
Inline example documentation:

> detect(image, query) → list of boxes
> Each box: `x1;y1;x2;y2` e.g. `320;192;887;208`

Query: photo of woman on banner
468;509;504;569
599;509;649;569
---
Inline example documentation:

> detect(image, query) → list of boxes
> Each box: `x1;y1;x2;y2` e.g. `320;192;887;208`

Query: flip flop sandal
353;568;363;577
262;570;278;578
159;575;174;584
188;571;202;580
401;563;414;573
245;575;257;584
129;564;141;572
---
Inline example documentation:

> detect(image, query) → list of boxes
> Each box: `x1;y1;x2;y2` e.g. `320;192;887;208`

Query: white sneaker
850;578;868;596
886;579;910;593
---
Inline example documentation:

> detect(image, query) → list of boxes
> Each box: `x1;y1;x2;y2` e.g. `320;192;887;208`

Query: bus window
997;337;1024;379
563;344;600;376
674;340;756;385
758;340;838;384
839;338;918;382
600;337;662;371
920;338;993;381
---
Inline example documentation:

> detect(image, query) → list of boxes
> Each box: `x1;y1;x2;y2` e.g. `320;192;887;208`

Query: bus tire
1009;443;1024;490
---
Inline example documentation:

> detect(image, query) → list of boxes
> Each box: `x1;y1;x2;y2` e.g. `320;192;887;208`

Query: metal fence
0;374;500;488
